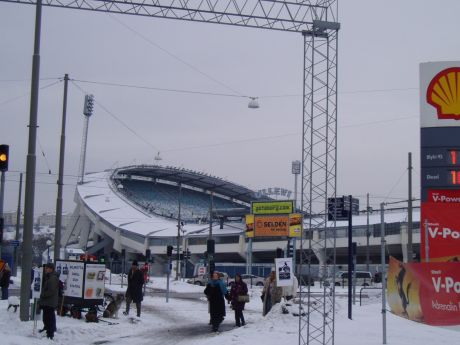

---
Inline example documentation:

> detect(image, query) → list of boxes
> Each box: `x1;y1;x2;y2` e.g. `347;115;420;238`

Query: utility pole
347;195;353;320
20;0;42;322
407;152;413;262
13;173;23;276
175;183;182;280
366;193;370;271
380;202;387;344
54;74;69;262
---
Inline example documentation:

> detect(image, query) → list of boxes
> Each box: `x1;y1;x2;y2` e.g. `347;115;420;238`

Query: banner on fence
387;256;460;325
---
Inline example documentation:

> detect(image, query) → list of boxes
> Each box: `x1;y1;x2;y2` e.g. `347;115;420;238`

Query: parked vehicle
240;274;265;287
187;272;230;286
325;271;373;287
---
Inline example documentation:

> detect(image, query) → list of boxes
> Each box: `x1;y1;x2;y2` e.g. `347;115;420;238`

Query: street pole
176;183;182;280
0;170;5;258
380;202;387;345
407;152;413;262
54;74;69;263
20;0;42;322
13;173;23;276
291;160;301;277
347;195;353;320
366;193;370;271
208;192;213;274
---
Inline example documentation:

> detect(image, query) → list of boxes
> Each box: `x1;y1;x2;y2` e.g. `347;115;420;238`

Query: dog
7;296;20;312
103;293;124;318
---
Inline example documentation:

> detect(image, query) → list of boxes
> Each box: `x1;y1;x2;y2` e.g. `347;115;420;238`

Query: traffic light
276;247;284;258
287;243;294;257
207;239;215;254
167;245;173;257
186;249;191;260
146;249;151;262
121;249;126;259
83;94;94;116
0;144;9;171
209;260;216;273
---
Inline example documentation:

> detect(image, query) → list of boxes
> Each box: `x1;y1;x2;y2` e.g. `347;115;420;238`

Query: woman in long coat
204;271;228;332
229;273;248;327
262;271;283;316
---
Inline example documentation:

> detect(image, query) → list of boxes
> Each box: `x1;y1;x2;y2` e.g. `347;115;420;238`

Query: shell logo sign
427;67;460;120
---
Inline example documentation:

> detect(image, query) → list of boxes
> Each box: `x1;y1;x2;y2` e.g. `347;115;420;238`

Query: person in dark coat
229;273;248;327
39;263;59;340
123;260;145;317
204;271;228;332
0;263;12;300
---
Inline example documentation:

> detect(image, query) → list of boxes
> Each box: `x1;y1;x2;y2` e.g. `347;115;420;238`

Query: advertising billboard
421;190;460;261
255;215;289;237
288;213;302;237
251;200;294;215
420;61;460;261
387;257;460;326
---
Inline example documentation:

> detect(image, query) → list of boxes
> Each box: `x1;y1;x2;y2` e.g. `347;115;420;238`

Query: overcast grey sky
1;0;459;216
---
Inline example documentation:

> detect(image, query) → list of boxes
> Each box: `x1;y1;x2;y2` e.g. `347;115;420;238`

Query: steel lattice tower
3;1;340;343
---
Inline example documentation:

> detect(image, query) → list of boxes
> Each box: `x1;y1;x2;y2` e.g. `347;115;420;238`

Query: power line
107;13;245;97
71;78;245;98
0;79;61;107
71;81;161;152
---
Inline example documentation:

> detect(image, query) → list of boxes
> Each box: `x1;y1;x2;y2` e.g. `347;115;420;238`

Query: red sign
421;189;460;262
388;257;460;326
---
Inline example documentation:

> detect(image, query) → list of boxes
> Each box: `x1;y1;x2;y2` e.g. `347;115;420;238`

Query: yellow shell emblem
427;67;460;120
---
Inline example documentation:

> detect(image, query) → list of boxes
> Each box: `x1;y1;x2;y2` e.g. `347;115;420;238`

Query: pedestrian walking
229;273;248;327
204;271;229;332
0;263;12;300
39;263;59;340
261;270;282;316
123;260;145;317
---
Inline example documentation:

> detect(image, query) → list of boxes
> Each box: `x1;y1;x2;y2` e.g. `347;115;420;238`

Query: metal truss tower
2;0;339;343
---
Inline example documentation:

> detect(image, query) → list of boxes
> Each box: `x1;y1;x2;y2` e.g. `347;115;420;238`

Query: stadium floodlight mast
11;1;340;344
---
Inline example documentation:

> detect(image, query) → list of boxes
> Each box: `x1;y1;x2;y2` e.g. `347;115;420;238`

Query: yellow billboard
245;214;254;238
289;213;302;237
251;200;294;215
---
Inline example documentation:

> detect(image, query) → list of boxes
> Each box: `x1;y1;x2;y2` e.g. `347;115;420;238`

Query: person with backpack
204;271;229;332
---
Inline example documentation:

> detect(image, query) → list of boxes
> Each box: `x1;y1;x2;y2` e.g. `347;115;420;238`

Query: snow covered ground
0;277;458;345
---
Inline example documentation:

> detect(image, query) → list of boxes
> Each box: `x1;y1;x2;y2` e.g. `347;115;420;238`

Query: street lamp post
46;240;52;263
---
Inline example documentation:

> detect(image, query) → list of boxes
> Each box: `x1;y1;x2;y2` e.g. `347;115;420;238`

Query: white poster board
84;263;106;299
275;257;293;287
31;267;44;299
56;261;84;298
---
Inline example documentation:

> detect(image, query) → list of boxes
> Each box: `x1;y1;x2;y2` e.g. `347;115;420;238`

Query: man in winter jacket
39;263;59;340
124;260;145;317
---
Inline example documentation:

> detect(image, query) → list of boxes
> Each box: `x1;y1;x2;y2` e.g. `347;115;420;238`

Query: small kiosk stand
56;258;106;317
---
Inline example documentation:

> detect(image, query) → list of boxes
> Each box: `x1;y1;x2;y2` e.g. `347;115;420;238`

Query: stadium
63;164;421;277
